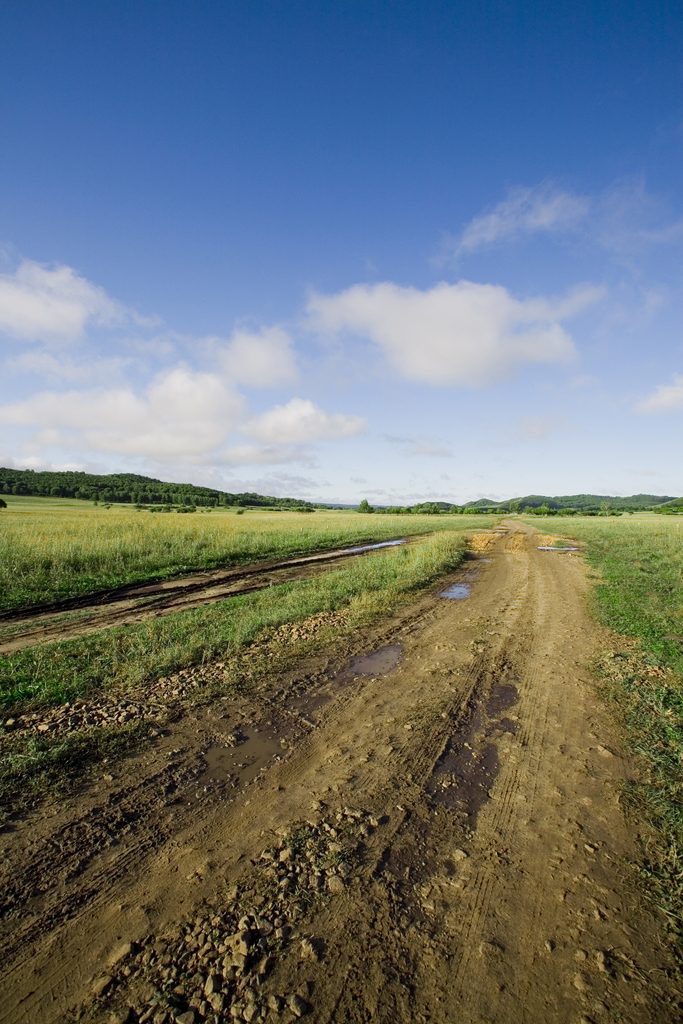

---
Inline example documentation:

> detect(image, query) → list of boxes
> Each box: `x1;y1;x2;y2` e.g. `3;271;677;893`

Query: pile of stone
2;696;165;738
89;809;378;1024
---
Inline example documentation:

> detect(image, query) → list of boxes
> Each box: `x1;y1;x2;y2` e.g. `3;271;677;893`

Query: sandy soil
1;523;680;1024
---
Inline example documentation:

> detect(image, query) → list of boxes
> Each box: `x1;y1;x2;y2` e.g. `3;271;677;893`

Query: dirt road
2;523;680;1024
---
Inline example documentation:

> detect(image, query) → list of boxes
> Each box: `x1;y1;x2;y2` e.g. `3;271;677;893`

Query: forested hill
0;467;315;508
465;493;677;511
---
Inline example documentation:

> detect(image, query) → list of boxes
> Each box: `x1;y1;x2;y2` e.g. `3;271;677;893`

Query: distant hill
0;467;317;509
464;493;677;511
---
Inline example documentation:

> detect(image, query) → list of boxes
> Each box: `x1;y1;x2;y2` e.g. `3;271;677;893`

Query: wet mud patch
440;583;470;599
200;727;285;792
328;644;404;683
426;668;519;826
486;681;518;718
197;643;406;796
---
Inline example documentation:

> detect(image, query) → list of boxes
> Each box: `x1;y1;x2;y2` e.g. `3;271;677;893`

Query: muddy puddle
437;555;487;600
537;546;579;552
440;583;471;599
340;644;404;678
427;673;519;825
200;726;285;792
344;539;407;554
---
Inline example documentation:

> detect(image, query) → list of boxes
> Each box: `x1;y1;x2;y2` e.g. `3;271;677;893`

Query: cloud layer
637;375;683;414
308;280;599;386
246;398;366;443
215;325;298;387
451;184;589;256
0;260;130;342
0;367;247;461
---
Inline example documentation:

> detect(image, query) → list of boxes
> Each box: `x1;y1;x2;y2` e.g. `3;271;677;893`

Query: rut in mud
0;538;411;654
1;524;681;1024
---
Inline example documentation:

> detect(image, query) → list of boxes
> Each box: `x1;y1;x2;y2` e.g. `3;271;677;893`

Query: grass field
0;528;471;712
0;496;493;612
527;514;683;940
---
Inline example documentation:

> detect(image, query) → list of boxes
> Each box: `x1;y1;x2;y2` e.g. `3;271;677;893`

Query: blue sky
1;0;682;503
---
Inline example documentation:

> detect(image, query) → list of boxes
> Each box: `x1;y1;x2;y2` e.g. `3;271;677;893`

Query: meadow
0;496;492;612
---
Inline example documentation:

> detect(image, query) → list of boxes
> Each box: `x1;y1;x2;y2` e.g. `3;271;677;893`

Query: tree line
0;468;316;510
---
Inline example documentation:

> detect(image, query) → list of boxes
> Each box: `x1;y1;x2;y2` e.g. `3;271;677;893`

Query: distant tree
0;497;6;509
509;500;521;514
358;499;374;513
600;501;612;515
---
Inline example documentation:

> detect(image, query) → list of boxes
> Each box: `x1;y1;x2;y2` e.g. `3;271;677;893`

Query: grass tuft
0;721;151;816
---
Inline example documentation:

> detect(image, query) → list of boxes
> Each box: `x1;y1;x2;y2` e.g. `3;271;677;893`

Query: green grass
0;530;469;713
527;515;683;949
0;496;492;611
0;721;152;815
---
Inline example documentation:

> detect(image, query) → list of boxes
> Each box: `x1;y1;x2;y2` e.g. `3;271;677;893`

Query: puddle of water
202;728;283;788
537;546;579;552
344;644;403;677
486;682;518;717
440;583;471;600
327;644;404;685
344;539;407;555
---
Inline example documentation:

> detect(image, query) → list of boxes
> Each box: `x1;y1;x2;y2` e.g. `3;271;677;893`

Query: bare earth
2;523;680;1024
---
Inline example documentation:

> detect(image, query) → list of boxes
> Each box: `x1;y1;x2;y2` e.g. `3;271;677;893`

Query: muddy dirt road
2;523;680;1024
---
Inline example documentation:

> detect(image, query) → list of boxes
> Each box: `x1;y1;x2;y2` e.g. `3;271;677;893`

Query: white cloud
448;178;683;264
0;366;246;462
450;184;589;256
308;280;600;386
7;456;87;472
246;397;366;443
215;325;298;387
596;178;683;256
637;375;683;414
0;260;128;342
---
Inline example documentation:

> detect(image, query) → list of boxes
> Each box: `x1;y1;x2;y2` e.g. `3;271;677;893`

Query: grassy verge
526;516;683;948
0;530;468;713
0;721;153;815
0;503;491;611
